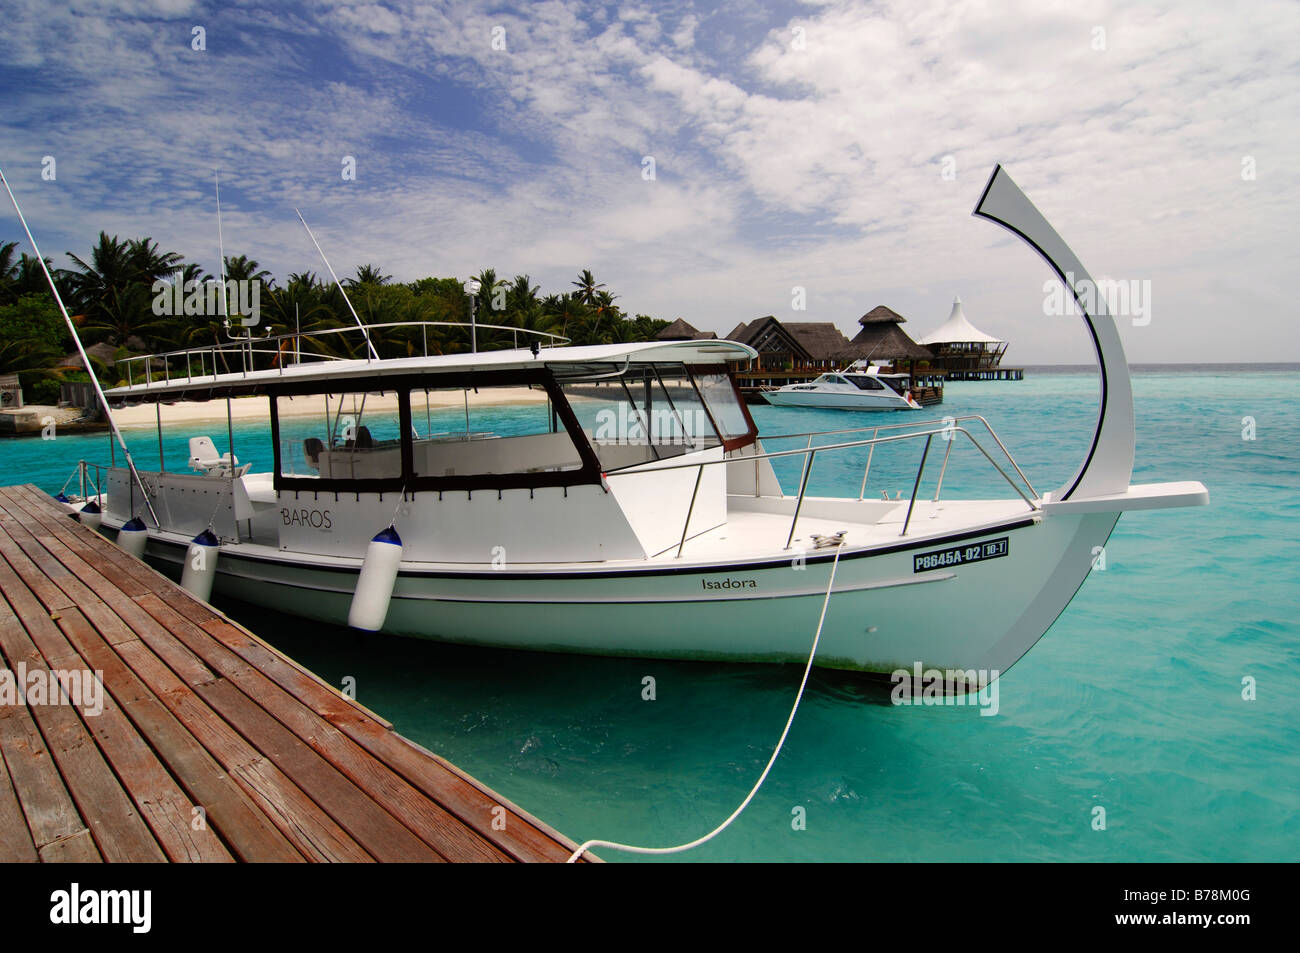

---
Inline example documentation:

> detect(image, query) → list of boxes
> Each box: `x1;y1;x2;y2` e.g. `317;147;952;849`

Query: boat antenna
216;170;229;332
294;208;379;362
0;163;160;527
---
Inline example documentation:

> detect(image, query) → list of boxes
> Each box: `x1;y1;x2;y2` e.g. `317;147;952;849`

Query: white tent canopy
918;297;1003;345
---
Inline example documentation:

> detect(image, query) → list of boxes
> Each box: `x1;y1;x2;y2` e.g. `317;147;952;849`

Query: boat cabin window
408;384;583;478
270;369;604;492
845;374;886;391
556;363;722;471
276;391;405;481
690;368;754;443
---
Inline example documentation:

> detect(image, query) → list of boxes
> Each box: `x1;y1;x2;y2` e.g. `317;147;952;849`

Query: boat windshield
552;361;757;470
691;368;752;440
844;374;887;391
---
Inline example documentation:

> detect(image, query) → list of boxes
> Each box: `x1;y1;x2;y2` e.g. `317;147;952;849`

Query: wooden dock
0;484;592;863
941;367;1024;381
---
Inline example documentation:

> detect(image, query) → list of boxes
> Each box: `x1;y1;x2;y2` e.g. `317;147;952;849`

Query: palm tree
349;264;391;287
127;237;183;286
542;292;585;342
64;233;184;347
470;268;505;316
0;241;17;304
571;269;605;307
17;252;57;300
590;288;622;340
221;254;272;286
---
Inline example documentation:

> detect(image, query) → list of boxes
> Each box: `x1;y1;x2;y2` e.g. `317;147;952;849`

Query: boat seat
303;437;324;469
188;436;248;477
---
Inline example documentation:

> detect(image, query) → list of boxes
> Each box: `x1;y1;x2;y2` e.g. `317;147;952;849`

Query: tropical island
0;234;671;406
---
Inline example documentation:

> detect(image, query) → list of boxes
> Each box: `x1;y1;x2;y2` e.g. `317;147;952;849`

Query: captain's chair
303;437;324;469
189;436;250;477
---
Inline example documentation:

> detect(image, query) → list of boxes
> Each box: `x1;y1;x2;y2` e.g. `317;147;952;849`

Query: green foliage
0;294;70;350
2;234;682;377
21;373;62;405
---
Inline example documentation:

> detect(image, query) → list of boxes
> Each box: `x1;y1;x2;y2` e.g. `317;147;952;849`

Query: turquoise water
3;368;1297;861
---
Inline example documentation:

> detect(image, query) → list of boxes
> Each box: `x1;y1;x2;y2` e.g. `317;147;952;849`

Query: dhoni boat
24;166;1207;680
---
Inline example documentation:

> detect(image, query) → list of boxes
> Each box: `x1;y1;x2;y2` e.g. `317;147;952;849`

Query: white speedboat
761;362;922;411
59;167;1206;681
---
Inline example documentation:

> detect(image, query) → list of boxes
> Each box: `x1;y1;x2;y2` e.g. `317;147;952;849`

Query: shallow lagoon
2;367;1296;861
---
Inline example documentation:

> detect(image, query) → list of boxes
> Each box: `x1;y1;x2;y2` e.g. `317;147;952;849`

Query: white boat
761;361;923;411
55;167;1206;682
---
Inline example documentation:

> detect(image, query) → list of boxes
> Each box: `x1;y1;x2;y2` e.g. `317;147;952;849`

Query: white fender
180;528;221;603
78;500;103;532
973;165;1135;501
348;525;403;631
116;516;148;558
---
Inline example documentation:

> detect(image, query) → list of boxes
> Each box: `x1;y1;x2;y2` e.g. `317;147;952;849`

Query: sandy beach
111;387;549;429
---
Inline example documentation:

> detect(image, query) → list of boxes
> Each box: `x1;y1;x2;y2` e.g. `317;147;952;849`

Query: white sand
112;387;549;429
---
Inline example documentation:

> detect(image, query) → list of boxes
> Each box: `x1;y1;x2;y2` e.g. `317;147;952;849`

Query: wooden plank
5;517;448;860
51;609;233;863
115;640;369;862
2;486;587;863
0;523;138;655
0;515;161;650
0;600;167;862
0;504;299;863
138;596;505;863
0;518;76;612
52;610;304;862
5;486;199;606
197;616;583;862
39;828;102;863
0;737;39;862
191;676;445;862
1;488;160;602
1;494;372;862
0;674;87;851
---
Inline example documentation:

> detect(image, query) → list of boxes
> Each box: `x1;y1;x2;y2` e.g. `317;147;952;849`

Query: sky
1;0;1297;364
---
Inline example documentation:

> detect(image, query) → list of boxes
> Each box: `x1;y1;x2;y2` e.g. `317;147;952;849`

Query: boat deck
0;484;592;862
664;497;1037;562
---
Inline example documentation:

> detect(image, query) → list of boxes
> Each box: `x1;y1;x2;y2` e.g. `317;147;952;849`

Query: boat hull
761;389;914;411
141;510;1116;680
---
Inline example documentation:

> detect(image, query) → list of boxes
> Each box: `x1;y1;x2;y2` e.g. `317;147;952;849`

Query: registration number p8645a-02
913;537;1009;573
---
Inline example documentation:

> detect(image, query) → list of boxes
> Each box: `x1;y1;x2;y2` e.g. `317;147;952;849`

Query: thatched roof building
655;318;717;341
841;305;932;362
785;323;853;364
724;316;813;368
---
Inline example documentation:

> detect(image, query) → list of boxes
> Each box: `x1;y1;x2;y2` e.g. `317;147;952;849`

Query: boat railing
760;415;1038;502
58;460;104;507
605;422;1039;556
73;457;162;508
114;321;571;389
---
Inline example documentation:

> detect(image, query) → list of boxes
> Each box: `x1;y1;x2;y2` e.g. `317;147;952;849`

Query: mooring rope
566;541;845;863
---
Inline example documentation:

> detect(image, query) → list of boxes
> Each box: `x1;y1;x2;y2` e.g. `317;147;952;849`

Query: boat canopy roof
103;338;757;406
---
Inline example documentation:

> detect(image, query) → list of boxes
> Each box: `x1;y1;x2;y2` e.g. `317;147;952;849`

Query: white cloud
0;0;1296;362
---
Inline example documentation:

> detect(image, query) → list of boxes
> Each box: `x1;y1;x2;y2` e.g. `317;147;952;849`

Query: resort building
917;297;1022;381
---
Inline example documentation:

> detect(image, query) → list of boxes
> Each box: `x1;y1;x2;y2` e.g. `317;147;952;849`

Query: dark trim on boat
144;517;1039;581
973;164;1106;503
268;367;606;493
685;363;759;453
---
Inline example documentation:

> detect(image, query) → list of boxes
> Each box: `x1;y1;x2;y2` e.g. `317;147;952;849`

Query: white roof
104;338;758;403
918;297;1003;345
